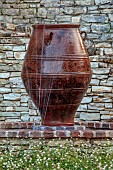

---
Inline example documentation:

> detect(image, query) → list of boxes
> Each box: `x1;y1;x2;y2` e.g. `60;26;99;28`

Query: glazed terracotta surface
21;24;92;126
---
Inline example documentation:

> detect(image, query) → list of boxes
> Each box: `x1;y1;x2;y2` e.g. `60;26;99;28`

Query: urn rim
32;24;80;29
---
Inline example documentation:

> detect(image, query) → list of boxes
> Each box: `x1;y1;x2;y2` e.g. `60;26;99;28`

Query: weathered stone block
93;97;112;103
91;23;110;33
72;16;81;23
9;77;24;88
101;115;111;120
100;111;110;114
2;9;19;16
21;95;29;102
90;62;98;67
29;109;38;116
81;97;92;104
92;86;112;92
75;0;94;5
77;105;87;111
0;112;20;117
40;0;60;7
20;9;36;16
47;8;59;19
81;14;108;23
109;14;113;21
13;46;25;51
21;112;30;122
4;93;20;100
80;113;100;120
55;15;71;22
88;103;104;110
92;68;110;74
104;48;113;55
38;8;47;18
61;0;74;6
105;103;112;108
0;73;10;78
64;7;87;15
95;43;111;48
90;79;99;85
95;0;111;5
0;88;11;93
0;101;20;107
14;52;25;60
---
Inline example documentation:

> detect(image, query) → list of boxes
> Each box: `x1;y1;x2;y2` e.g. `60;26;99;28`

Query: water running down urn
21;24;92;126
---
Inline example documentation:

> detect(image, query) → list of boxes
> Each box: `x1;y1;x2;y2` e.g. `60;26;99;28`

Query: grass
0;139;113;170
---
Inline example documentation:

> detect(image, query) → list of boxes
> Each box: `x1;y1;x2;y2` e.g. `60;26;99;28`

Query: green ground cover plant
0;139;113;170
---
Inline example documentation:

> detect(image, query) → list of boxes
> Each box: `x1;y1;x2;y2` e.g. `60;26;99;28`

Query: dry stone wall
0;0;113;122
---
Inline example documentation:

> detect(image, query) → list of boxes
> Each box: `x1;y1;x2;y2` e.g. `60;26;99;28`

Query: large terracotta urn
21;24;92;126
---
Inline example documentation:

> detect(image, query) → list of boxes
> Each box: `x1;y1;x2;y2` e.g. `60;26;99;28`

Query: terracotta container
21;24;92;126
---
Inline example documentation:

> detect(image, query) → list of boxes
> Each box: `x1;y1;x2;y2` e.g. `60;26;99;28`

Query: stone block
21;95;29;102
101;115;111;120
88;103;104;110
40;0;60;7
21;112;30;122
61;0;74;6
6;107;15;111
4;93;20;100
104;48;113;55
109;14;113;21
92;68;110;74
100;80;113;86
2;9;19;16
0;73;10;78
29;116;41;122
0;101;20;107
77;105;87;111
0;53;5;59
95;0;111;5
64;7;87;15
29;109;38;116
81;97;92;104
10;72;21;77
55;15;71;22
0;88;11;93
105;103;112;108
100;111;110;114
90;79;99;85
75;0;94;5
0;112;20;117
38;8;47;18
14;52;25;60
92;86;112;92
6;23;16;30
91;23;110;33
72;16;81;23
47;8;59;19
9;77;24;88
20;9;36;16
93;97;112;103
92;75;108;79
90;62;98;68
81;14;108;23
13;46;25;51
80;113;100;120
15;107;29;112
95;43;111;48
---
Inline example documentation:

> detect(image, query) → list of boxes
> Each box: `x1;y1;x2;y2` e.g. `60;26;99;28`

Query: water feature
21;24;92;127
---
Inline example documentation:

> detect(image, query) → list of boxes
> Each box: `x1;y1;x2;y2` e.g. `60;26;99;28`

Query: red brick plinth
0;121;113;139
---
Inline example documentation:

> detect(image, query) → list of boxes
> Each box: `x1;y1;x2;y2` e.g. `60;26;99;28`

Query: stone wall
0;0;113;122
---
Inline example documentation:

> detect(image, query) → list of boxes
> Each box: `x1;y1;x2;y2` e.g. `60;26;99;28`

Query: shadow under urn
21;24;92;126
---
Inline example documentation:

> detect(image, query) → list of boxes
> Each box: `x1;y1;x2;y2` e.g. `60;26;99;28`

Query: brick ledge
0;121;113;139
